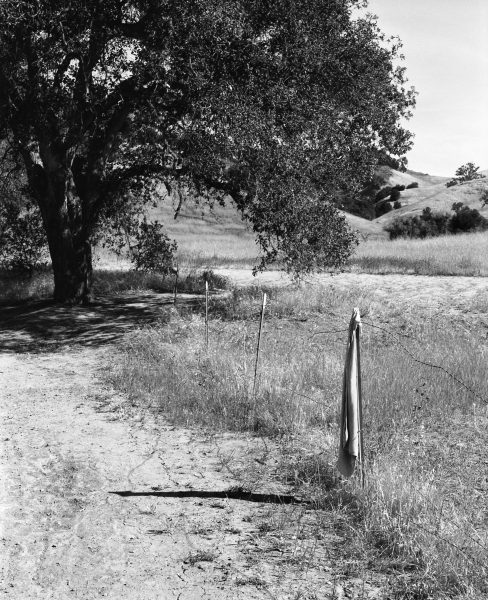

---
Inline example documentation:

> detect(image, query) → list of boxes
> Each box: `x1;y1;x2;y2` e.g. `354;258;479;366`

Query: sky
362;0;488;176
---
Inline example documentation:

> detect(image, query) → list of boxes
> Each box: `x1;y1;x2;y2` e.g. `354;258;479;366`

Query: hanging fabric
337;307;363;479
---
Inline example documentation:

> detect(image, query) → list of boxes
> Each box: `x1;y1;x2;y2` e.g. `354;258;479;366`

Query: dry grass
350;231;488;276
111;282;488;598
0;266;230;303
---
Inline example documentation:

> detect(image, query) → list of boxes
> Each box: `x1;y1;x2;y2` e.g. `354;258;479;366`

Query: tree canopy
0;0;416;303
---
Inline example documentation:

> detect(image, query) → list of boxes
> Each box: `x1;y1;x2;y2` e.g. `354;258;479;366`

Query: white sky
363;0;488;176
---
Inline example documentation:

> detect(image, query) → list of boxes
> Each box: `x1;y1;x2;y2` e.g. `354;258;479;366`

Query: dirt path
1;345;302;599
5;270;483;599
0;293;387;599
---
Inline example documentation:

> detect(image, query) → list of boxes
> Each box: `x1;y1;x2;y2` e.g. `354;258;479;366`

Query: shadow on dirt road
0;293;203;353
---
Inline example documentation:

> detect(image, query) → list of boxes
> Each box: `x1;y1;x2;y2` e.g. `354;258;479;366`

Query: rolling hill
140;164;487;266
375;169;488;226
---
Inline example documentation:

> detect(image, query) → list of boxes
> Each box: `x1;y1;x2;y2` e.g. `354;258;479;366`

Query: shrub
481;189;488;208
393;200;402;210
449;203;488;234
0;199;48;273
131;219;177;273
406;182;419;189
375;186;393;202
392;184;405;192
384;208;450;239
389;189;401;202
384;203;487;239
375;201;393;218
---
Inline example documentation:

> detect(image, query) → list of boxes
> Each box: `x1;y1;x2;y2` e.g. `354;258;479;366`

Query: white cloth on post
337;307;362;478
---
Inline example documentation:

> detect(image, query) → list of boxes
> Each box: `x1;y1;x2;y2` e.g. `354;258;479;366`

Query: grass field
351;231;488;276
111;282;488;599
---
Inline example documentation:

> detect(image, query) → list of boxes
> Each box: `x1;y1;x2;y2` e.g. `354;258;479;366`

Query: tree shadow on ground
0;292;204;354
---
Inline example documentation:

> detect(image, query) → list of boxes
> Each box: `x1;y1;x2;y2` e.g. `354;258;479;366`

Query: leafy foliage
375;200;393;218
376;186;393;202
446;163;485;187
130;219;177;273
0;198;48;273
389;188;401;202
0;0;416;300
0;170;48;273
385;204;487;240
481;189;488;208
449;202;488;234
406;181;418;189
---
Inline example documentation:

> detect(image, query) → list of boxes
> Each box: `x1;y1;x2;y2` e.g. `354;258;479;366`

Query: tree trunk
45;218;93;304
41;194;93;305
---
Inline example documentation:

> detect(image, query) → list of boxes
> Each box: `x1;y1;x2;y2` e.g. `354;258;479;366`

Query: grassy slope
376;169;488;226
150;195;387;266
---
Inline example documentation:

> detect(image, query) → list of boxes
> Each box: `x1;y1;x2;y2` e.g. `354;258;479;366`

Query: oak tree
0;0;415;303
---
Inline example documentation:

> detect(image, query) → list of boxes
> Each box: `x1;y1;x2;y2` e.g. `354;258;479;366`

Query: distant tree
455;163;485;182
0;0;416;303
393;200;402;209
406;182;419;189
446;163;485;187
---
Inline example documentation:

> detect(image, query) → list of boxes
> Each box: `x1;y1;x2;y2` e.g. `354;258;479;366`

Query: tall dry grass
111;283;488;598
351;231;488;276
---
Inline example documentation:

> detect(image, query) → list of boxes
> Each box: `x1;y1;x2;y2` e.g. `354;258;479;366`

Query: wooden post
173;264;179;305
356;322;366;488
205;278;209;348
253;292;267;400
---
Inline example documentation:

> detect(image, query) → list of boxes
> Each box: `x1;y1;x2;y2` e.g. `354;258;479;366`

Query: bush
449;203;488;234
389;189;401;202
406;182;419;189
385;207;450;239
392;184;405;192
0;199;48;273
375;186;393;202
375;201;393;218
131;219;177;273
393;201;402;210
384;203;487;239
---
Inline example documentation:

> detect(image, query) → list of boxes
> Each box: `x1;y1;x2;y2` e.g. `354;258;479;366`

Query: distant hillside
342;212;387;239
374;171;488;226
376;166;450;188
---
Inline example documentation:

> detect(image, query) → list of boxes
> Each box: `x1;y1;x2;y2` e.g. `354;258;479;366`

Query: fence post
252;292;267;401
173;263;179;305
205;278;209;349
